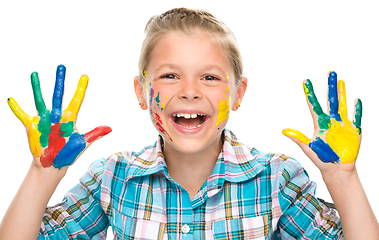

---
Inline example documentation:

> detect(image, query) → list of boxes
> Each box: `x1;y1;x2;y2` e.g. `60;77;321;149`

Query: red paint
150;110;173;141
84;126;112;143
40;123;66;168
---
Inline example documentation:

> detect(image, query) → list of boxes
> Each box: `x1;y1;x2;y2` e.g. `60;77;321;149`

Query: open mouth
173;113;206;129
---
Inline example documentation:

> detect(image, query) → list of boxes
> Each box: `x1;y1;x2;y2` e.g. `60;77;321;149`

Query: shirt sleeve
37;158;110;240
275;157;344;239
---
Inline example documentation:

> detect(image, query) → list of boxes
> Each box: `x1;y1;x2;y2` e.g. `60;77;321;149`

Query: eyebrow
154;63;181;72
154;64;225;74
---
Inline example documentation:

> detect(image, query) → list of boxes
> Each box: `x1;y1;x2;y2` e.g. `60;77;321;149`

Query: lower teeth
177;124;202;129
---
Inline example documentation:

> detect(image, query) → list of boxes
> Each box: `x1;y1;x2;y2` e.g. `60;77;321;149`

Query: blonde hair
138;8;243;85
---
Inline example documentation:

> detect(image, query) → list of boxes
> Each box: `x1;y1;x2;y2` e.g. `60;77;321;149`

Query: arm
0;65;111;239
282;71;379;239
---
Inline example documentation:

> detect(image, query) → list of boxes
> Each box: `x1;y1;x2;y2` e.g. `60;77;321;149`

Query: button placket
181;224;190;234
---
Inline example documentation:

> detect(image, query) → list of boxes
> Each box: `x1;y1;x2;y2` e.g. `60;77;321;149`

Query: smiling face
135;31;247;156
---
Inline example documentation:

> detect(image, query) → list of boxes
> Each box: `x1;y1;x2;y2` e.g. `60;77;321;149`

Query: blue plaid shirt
38;129;343;239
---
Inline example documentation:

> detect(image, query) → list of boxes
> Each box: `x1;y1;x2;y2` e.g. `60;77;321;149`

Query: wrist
30;162;67;184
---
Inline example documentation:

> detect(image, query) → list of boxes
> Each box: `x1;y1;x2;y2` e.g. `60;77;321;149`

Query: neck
162;134;223;199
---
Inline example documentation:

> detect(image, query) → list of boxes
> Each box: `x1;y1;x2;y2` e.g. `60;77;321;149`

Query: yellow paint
162;103;166;109
338;80;348;120
27;117;43;157
8;97;43;157
226;73;229;81
282;128;310;145
142;70;147;80
166;94;168;99
215;94;231;126
325;119;360;164
61;75;89;122
8;97;33;126
303;82;310;98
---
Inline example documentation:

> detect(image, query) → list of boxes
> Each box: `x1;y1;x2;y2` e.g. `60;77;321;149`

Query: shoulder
79;143;159;187
248;146;311;186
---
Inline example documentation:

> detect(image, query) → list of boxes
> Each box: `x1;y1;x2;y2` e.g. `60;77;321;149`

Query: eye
202;75;219;81
160;74;178;79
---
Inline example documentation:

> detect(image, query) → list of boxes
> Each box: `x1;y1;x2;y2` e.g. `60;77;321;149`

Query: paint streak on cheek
150;109;173;141
215;86;231;127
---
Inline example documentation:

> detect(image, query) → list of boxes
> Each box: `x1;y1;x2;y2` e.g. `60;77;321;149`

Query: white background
1;0;378;238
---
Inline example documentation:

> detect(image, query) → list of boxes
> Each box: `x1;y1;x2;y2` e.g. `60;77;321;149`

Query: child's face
135;31;246;155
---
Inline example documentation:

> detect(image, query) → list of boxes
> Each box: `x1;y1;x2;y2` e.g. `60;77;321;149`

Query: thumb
282;128;324;167
84;125;112;144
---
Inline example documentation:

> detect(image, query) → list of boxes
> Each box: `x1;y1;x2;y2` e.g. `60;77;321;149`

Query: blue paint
53;132;86;169
328;71;341;121
309;137;340;163
149;83;153;107
50;65;66;123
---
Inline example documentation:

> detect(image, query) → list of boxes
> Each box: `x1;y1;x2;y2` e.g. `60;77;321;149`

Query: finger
31;72;47;114
309;137;340;163
53;132;86;169
7;97;33;126
327;71;341;121
303;79;331;131
282;128;310;145
337;80;348;121
50;65;66;123
352;98;363;135
52;126;112;169
84;125;112;144
61;75;89;123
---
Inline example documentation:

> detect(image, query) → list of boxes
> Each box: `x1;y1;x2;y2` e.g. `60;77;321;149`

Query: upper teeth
173;113;205;119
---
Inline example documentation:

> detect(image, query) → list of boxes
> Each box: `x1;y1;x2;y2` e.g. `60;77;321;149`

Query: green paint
61;121;75;137
318;113;331;131
155;92;160;104
31;72;47;113
353;98;362;134
38;111;51;147
303;79;323;116
303;79;331;130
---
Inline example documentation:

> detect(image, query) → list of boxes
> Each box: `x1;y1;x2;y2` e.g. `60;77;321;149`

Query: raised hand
282;71;362;165
7;65;111;169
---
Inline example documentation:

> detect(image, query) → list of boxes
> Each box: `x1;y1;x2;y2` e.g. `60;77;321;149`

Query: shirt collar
125;128;266;183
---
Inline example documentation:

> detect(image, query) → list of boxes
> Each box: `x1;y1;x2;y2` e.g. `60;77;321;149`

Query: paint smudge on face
215;94;231;127
150;109;172;141
215;79;231;126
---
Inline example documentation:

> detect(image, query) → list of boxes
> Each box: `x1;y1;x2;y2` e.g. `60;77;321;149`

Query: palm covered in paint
283;71;362;170
8;65;111;169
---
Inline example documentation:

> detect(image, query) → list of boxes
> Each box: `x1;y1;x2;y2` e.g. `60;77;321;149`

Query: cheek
214;86;233;127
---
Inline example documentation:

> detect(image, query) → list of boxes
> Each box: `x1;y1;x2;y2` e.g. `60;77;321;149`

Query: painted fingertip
57;64;66;71
328;70;337;78
84;125;112;143
282;128;310;145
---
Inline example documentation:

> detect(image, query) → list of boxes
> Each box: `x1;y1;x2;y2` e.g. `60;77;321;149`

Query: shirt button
181;224;190;234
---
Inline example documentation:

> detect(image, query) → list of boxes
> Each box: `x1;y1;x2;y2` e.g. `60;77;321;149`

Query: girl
1;7;378;239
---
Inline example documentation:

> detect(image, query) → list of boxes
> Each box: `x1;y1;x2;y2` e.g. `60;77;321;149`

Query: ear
232;77;247;111
134;76;148;110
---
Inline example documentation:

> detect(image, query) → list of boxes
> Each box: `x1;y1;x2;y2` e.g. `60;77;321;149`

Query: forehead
147;31;233;75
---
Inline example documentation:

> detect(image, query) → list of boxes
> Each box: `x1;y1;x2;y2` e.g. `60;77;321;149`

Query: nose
178;79;202;100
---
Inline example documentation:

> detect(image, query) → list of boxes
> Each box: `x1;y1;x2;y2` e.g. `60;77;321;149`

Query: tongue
177;117;201;128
